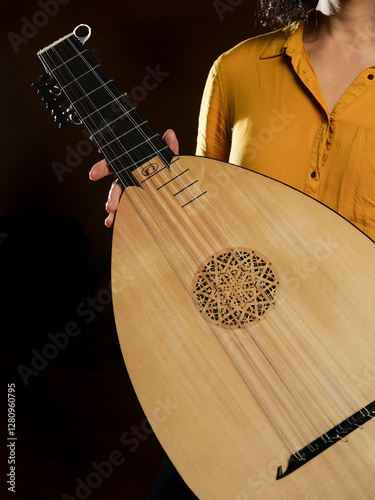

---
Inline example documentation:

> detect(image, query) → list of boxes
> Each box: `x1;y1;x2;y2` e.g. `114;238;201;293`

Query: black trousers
149;457;199;500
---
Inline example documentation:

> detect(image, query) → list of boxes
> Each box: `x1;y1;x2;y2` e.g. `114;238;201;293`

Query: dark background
1;1;264;498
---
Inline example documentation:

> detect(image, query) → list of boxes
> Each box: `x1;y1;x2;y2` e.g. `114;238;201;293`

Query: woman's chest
304;41;375;113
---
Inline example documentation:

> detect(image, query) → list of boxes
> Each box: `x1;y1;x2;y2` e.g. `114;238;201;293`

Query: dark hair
258;0;318;28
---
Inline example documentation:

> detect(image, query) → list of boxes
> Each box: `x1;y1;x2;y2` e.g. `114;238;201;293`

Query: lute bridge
277;400;375;479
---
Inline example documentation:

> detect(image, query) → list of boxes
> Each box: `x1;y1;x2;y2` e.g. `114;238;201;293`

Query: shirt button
311;171;317;178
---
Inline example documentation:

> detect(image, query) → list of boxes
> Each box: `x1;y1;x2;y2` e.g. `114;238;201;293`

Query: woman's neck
314;0;375;41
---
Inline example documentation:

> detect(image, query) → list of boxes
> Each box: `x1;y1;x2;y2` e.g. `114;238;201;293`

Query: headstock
32;73;77;129
32;24;93;130
34;25;174;187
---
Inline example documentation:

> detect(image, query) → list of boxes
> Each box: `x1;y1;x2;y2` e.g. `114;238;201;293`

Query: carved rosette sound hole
193;249;279;328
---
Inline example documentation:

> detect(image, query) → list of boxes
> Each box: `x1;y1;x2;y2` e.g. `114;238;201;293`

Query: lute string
42;35;366;442
39;40;305;455
40;35;368;452
44;37;368;442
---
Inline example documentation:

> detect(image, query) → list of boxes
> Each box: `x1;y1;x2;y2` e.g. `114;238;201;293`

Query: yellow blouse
196;22;375;241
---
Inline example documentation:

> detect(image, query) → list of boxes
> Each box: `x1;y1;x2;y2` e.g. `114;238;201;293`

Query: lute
34;26;375;499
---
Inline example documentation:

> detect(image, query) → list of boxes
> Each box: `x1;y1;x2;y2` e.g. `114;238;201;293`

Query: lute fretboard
37;33;174;187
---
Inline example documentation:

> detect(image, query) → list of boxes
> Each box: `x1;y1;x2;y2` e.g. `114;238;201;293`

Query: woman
90;0;375;497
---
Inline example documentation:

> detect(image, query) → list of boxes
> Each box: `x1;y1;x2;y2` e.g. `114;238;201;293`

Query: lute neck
38;33;174;187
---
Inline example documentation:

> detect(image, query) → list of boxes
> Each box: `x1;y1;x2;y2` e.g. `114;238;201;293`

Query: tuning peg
33;73;77;129
52;107;72;129
38;83;63;100
46;96;65;112
31;73;50;87
33;73;73;129
39;90;55;103
58;119;71;130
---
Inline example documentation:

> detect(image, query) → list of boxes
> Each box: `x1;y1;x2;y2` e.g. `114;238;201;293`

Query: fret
38;33;174;187
85;114;158;169
99;123;152;149
70;79;114;105
126;134;161;154
48;47;90;71
89;106;139;138
111;130;165;164
65;84;129;133
100;133;161;167
115;150;168;174
46;48;96;86
74;87;129;131
83;96;133;120
47;50;115;103
48;42;94;72
53;61;108;90
60;64;101;89
114;146;169;174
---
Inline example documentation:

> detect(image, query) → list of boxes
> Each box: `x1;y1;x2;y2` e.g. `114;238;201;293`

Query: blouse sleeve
195;59;232;162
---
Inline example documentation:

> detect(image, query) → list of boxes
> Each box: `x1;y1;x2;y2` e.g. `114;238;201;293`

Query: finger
106;179;123;213
162;129;179;155
92;129;178;182
104;212;115;228
89;159;114;181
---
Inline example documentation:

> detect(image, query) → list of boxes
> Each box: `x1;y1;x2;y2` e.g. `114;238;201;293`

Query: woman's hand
89;129;179;228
